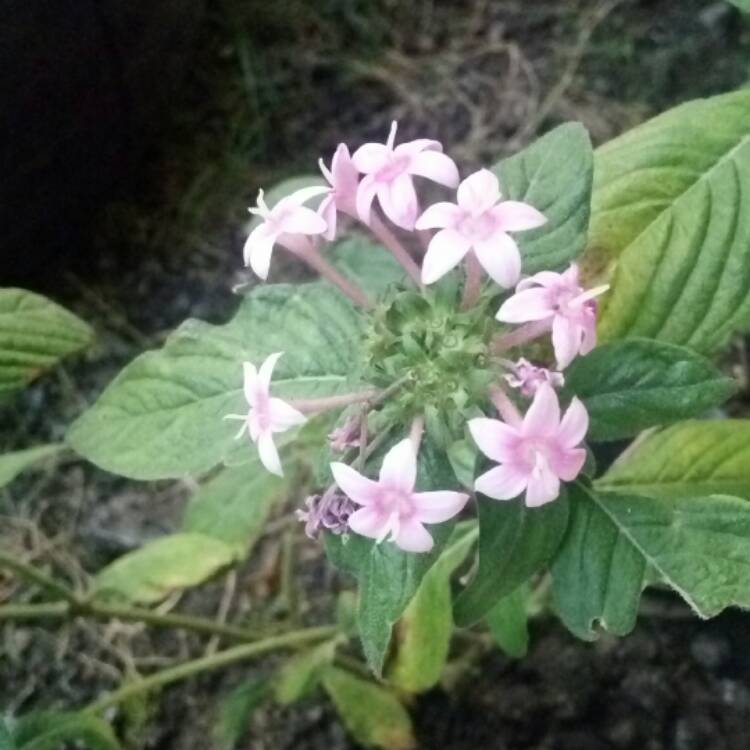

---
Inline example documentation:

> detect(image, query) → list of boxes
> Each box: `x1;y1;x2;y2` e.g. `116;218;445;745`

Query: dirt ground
3;1;750;748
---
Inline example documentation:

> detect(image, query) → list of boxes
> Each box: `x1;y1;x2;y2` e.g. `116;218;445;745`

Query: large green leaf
13;712;120;750
453;491;569;627
493;122;593;273
0;444;63;490
321;667;415;750
485;585;530;659
553;483;750;640
68;283;365;479
213;679;271;750
324;442;459;675
563;338;736;441
590;89;750;352
0;289;93;398
727;0;750;13
182;460;286;557
274;640;336;705
389;522;478;693
597;420;750;500
93;533;235;604
0;722;15;750
328;235;406;296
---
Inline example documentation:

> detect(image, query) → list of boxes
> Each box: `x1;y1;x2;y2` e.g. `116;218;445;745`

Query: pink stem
290;390;379;414
409;415;425;452
289;239;372;308
491;319;552;354
489;385;523;427
368;215;424;288
460;253;482;310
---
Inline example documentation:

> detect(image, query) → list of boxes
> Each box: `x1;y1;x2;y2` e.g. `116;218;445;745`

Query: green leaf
562;338;736;441
93;533;235;604
493;122;593;273
727;0;750;12
0;445;63;489
589;89;750;352
321;667;415;750
485;585;530;658
13;712;120;750
389;522;478;693
274;640;337;705
68;282;365;479
213;679;271;750
0;721;15;750
596;420;750;500
453;491;569;627
182;460;286;558
553;482;750;640
328;235;406;296
324;442;459;675
0;289;93;399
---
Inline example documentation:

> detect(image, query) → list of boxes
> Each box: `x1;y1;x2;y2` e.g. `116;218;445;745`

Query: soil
2;1;750;748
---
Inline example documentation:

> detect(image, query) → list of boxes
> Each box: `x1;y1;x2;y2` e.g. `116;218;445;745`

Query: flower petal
473;232;522;288
552;315;581;369
549;447;586;482
415;201;462;230
377;174;418;230
278;206;328;235
269;397;307;432
330;462;381;506
421;228;472;284
475;464;528;500
348;506;388;539
558;396;589;448
356;174;378;225
257;432;283;476
516;271;566;291
525;457;560;507
351;142;390;173
493;201;547;232
411;491;469;523
408;150;460;187
279;185;330;208
468;417;520;463
258;352;283;390
394;138;442;156
393;518;434;553
319;195;337;241
378;438;417;493
522;383;560;439
242;361;259;406
456;169;500;214
495;287;554;323
243;223;277;280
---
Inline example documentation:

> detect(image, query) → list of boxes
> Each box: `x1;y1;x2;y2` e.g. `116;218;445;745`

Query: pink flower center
375;154;411;183
378;488;415;519
519;438;552;471
457;211;497;242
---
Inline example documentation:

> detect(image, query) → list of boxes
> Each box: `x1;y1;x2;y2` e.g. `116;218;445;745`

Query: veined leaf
0;444;63;490
563;338;736;441
328;235;406;295
93;533;235;604
597;420;750;500
183;460;286;558
12;712;120;750
453;490;569;627
553;483;750;640
0;288;93;399
485;585;530;659
213;679;270;750
68;283;365;479
389;522;478;693
274;640;336;705
321;667;415;750
590;89;750;352
493;122;593;273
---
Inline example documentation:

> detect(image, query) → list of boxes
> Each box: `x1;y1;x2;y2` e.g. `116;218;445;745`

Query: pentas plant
60;88;750;705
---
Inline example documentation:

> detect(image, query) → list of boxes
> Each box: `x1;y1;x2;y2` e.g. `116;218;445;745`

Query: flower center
379;488;415;519
457;211;497;242
375;154;411;183
521;438;551;470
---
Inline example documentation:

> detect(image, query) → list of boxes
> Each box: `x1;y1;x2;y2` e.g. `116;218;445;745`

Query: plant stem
0;552;80;605
290;390;378;414
84;625;337;715
489;385;522;426
369;216;423;287
460;253;482;310
0;602;69;621
491;319;551;354
409;415;425;452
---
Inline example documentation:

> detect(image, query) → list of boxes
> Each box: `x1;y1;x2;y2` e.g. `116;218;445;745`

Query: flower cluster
229;122;609;552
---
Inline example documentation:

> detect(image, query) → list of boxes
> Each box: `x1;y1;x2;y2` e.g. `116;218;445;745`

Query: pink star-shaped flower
318;144;360;241
224;352;306;476
469;383;588;507
504;358;564;397
330;438;469;552
496;264;609;369
415;169;546;286
243;186;329;280
352;121;459;231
